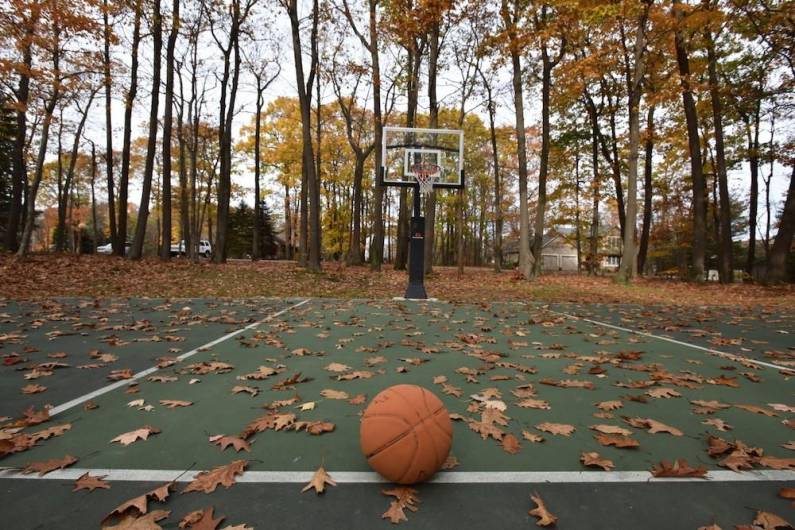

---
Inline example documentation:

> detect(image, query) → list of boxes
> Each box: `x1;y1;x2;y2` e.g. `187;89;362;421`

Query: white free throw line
547;308;791;372
48;298;312;417
0;468;793;484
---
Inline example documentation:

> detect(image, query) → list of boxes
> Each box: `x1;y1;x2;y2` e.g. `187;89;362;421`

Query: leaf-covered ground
1;255;793;307
1;297;793;528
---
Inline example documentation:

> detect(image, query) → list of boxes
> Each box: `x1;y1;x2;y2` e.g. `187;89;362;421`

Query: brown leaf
73;472;111;492
382;487;420;524
581;452;615;471
183;461;247;493
702;418;733;431
535;422;575;436
650;459;707;478
324;362;351;372
528;492;557;527
231;385;259;397
625;417;684;436
179;507;224;530
502;434;521;454
594;433;640;448
22;455;78;476
516;398;550;410
591;424;633;436
320;389;349;400
734;404;778;417
442;455;460;469
102;510;170;530
21;383;47;394
646;387;681;399
159;400;192;408
209;435;251;453
111;426;161;446
302;466;336;494
753;510;792;530
348;394;367;405
104;483;174;522
522;431;544;443
757;456;795;470
595;400;622;411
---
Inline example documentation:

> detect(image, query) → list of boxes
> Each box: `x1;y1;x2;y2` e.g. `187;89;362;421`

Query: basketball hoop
411;162;441;195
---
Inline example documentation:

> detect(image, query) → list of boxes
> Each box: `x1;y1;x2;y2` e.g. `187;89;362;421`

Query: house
503;226;623;273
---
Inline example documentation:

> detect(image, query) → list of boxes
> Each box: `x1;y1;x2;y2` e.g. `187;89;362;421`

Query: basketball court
1;296;793;528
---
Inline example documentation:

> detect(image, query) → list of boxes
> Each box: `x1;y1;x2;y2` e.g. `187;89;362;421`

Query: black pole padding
405;185;427;299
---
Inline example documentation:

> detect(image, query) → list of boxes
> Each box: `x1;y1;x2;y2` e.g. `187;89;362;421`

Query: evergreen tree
227;200;276;259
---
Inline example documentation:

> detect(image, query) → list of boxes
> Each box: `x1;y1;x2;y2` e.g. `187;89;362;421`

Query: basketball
360;384;453;484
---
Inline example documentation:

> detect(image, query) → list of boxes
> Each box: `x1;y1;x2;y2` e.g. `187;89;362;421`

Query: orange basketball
360;384;453;484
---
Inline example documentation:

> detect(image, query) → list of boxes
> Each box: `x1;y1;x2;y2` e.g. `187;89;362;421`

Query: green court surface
1;297;793;528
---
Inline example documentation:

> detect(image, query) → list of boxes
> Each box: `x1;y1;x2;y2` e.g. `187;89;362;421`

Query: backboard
381;127;464;189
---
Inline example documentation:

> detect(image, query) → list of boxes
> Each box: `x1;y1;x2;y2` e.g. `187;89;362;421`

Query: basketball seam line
364;405;446;459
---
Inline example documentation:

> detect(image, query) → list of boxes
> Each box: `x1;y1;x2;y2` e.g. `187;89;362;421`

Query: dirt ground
1;254;792;307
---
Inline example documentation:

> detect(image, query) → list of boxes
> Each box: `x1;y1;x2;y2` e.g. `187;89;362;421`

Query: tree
672;0;707;281
129;0;163;260
160;0;180;260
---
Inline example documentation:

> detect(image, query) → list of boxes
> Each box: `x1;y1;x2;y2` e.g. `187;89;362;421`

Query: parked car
97;242;131;255
170;240;212;258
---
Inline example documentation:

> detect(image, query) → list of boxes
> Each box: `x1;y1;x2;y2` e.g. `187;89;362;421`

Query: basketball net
411;163;441;195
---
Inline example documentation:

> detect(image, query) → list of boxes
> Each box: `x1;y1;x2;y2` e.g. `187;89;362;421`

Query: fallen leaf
502;434;521;454
22;455;78;476
209;435;251;453
302;466;336;494
382;487;420;524
180;507;224;530
442;455;460;469
104;483;173;522
535;423;575;436
522;431;544;443
650;459;707;478
591;424;633;437
73;472;111;492
753;510;792;530
646;387;681;399
111;426;161;446
528;492;557;527
702;418;733;431
595;400;622;411
183;461;247;493
324;362;351;372
103;510;170;530
320;389;349;400
21;384;47;394
159;400;192;408
734;404;778;417
231;385;259;397
516;398;550;410
581;452;615;471
348;394;366;405
594;433;640;448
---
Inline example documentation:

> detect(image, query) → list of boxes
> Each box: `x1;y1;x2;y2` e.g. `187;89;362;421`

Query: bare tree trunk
481;73;502;273
766;165;795;282
366;0;384;271
423;21;440;274
118;3;142;256
673;0;706;281
17;22;61;258
502;0;531;279
130;0;162;260
745;104;761;275
90;142;100;249
616;1;649;282
253;80;263;260
160;0;179;260
704;13;733;282
638;104;654;274
102;0;117;249
5;18;34;252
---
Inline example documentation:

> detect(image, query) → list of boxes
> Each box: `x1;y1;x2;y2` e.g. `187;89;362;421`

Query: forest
0;0;793;283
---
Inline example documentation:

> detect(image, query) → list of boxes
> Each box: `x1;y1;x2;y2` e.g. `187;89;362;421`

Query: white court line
547;308;791;372
0;468;793;484
48;298;312;416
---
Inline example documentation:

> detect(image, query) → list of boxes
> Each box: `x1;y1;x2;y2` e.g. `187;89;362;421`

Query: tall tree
767;167;795;282
672;0;706;281
530;2;566;278
129;0;163;260
160;0;180;260
116;0;142;256
342;0;385;271
616;0;651;283
500;0;532;279
209;0;258;263
102;0;117;251
703;0;733;282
